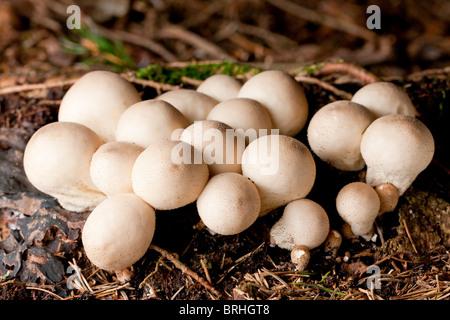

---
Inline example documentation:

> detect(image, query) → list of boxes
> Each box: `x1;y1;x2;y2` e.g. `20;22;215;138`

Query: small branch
149;244;226;300
291;61;379;85
122;73;181;94
402;219;419;254
0;78;78;95
266;0;376;41
156;25;235;61
295;76;353;99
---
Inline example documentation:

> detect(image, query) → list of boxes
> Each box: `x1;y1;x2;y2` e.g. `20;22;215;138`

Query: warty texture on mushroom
360;114;434;196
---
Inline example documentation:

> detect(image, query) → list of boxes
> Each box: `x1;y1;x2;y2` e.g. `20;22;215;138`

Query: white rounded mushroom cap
237;70;308;136
336;182;380;239
90;141;144;196
351;82;417;118
115;99;190;148
270;199;330;250
23;122;106;212
206;97;273;144
196;173;260;235
82;193;156;271
242;135;316;216
196;74;242;102
180;120;245;176
360;114;435;195
156;89;218;123
58;70;141;142
132;139;209;210
307;100;375;171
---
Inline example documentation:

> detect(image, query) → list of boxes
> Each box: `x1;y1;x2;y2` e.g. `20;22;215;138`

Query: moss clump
136;61;260;85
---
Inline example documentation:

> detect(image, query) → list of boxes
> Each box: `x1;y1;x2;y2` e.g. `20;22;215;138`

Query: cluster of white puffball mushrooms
23;68;434;275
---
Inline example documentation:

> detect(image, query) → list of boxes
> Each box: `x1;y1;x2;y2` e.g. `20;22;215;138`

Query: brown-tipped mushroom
360;114;435;198
375;183;400;216
323;230;343;258
196;172;261;235
307;100;375;171
237;70;309;136
206;97;273;144
270;199;330;250
116;99;190;148
351;82;417;118
242;135;316;216
23;122;106;212
156;89;218;123
58;70;141;142
82;193;156;271
90;141;144;196
336;182;380;241
196;74;242;102
180;120;245;176
290;245;311;271
132;139;209;210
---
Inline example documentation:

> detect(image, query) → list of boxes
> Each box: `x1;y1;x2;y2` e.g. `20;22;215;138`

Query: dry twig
149;244;226;300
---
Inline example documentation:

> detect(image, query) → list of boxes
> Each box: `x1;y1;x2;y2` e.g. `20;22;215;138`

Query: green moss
136;61;261;85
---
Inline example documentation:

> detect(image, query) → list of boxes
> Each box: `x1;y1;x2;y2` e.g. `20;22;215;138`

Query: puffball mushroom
307;100;375;171
115;99;190;148
375;183;400;216
270;199;330;250
23;122;106;212
242;135;316;216
196;74;242;102
196;172;260;235
237;70;308;136
290;245;311;271
58;70;141;142
336;182;380;241
360;114;435;196
82;193;156;271
180;120;245;176
132;139;209;210
206;97;273;144
351;82;417;118
156;89;218;123
90;141;144;196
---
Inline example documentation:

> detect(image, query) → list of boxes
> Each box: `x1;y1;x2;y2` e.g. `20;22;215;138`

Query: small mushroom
237;70;309;136
82;193;156;271
375;183;400;216
23;122;106;212
360;114;435;197
132;139;209;210
206;97;273;144
58;70;141;142
323;230;343;259
290;245;311;271
307;100;375;171
351;82;417;118
90;141;144;196
115;99;190;148
270;198;330;250
179;120;245;176
242;135;316;216
196;172;261;235
196;74;242;102
156;89;218;123
336;182;380;241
